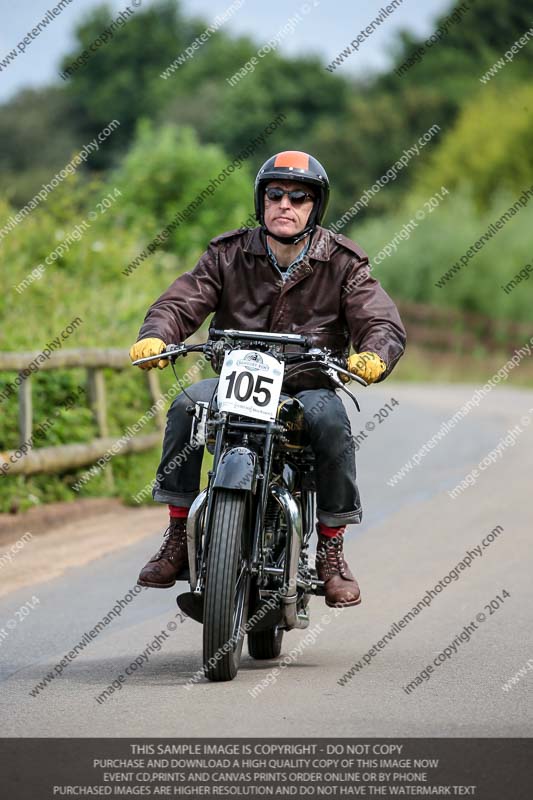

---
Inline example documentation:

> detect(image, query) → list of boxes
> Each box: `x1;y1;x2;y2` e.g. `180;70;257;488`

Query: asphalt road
1;383;532;736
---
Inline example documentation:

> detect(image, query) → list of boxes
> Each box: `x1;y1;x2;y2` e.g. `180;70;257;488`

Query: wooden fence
0;349;172;477
397;301;532;354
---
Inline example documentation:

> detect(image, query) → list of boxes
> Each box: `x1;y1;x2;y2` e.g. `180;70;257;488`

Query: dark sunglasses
265;187;315;205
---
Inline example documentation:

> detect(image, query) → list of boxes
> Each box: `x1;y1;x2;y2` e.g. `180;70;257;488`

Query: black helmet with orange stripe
254;150;330;244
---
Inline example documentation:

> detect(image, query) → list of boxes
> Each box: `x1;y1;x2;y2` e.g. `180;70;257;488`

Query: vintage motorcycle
133;329;366;682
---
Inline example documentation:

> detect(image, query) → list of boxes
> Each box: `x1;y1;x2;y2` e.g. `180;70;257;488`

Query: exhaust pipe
270;485;308;630
186;488;208;589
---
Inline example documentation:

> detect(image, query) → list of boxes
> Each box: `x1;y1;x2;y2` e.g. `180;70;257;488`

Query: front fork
188;414;262;594
187;419;314;630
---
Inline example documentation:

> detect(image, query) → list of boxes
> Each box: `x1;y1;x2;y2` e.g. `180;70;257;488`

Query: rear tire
248;626;284;660
203;490;250;681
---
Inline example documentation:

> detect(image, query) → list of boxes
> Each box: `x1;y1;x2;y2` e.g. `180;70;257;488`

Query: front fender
212;446;259;492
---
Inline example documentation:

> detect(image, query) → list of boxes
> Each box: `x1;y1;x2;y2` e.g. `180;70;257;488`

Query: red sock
169;505;188;519
318;523;345;538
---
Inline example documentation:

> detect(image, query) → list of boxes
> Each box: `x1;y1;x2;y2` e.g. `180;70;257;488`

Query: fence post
18;374;32;447
87;368;109;438
87;368;113;489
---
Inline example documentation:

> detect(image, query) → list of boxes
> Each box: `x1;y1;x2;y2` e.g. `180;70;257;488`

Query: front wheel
203;490;250;681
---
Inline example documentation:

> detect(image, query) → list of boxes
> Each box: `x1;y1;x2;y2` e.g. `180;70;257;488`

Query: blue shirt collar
266;237;311;281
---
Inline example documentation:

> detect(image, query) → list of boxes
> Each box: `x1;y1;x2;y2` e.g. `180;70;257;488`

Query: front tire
203;490;250;681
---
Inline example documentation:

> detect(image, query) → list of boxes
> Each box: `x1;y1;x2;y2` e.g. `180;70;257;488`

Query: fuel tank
276;397;308;449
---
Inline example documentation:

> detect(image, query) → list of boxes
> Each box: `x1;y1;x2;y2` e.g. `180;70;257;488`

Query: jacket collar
243;225;331;262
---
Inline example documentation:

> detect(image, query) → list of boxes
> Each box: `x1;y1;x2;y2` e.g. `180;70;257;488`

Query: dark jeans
153;378;362;527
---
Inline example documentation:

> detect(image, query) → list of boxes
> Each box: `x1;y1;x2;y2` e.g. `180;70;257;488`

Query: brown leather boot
315;530;361;608
137;518;189;588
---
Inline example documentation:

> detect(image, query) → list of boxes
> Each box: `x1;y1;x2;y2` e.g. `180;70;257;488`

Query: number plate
218;350;284;421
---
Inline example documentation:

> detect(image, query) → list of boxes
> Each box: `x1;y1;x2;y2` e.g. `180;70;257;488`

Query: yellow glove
129;337;168;370
347;351;386;384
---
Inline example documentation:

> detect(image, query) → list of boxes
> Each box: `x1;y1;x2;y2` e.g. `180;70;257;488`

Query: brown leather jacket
138;225;406;391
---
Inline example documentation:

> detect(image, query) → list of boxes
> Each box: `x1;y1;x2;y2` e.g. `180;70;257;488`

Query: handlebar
131;333;368;388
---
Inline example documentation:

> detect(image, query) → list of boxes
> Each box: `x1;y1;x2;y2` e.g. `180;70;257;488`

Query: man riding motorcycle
130;150;406;608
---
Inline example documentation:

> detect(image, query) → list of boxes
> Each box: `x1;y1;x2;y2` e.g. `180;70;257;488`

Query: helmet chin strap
261;223;313;245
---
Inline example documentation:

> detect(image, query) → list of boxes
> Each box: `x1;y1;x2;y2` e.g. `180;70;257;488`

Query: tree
0;88;79;206
413;81;533;208
112;121;253;259
61;1;190;166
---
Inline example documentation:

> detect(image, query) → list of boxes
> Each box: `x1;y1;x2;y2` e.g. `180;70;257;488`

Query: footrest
176;592;203;623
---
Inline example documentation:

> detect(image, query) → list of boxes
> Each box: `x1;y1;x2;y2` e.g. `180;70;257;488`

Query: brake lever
326;368;361;412
312;359;367;387
332;364;368;387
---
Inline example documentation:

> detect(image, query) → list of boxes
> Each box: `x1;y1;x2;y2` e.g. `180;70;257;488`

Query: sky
0;0;453;102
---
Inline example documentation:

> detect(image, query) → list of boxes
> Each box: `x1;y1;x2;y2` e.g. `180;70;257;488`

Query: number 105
224;370;274;407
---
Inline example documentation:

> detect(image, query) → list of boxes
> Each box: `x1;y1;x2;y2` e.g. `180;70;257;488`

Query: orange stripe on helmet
273;151;310;170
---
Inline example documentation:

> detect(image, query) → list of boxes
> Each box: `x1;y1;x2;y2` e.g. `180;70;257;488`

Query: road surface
0;383;532;736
